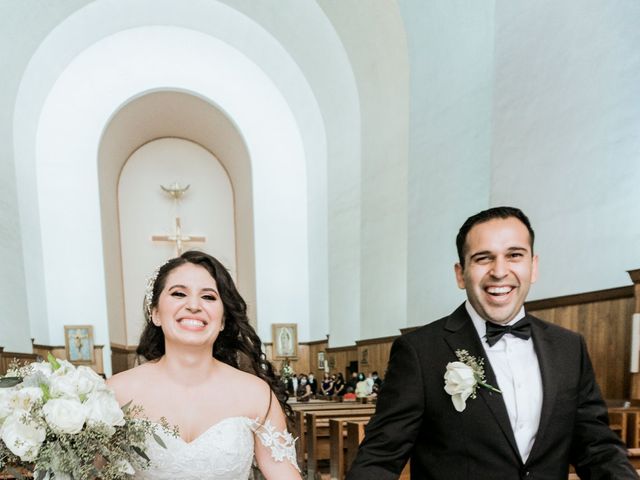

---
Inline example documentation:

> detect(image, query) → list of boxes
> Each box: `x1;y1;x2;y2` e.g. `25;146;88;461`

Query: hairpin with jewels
144;259;172;320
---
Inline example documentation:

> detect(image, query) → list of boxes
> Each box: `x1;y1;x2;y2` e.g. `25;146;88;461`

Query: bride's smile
152;263;225;344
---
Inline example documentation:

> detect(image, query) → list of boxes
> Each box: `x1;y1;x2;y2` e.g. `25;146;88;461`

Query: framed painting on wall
272;323;298;359
64;325;95;364
317;351;325;370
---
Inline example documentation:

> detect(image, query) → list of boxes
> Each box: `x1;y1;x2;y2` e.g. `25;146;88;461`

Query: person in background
334;372;346;398
355;373;369;398
321;372;334;396
296;374;312;402
307;372;318;396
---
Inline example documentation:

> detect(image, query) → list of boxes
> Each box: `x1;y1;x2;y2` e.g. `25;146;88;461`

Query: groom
347;207;637;479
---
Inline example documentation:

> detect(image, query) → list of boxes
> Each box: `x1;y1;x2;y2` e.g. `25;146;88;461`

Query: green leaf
152;431;167;449
40;382;51;401
0;376;23;388
121;400;133;413
48;353;61;371
36;470;48;480
131;445;150;461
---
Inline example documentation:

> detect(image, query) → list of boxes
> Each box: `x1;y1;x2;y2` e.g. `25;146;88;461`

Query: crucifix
151;182;206;255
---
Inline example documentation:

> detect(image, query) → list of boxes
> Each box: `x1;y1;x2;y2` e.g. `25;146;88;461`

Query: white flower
51;359;76;376
42;398;86;434
10;387;44;411
30;361;53;378
0;410;46;461
84;391;125;430
115;459;135;475
49;366;103;400
444;361;477;412
0;388;14;424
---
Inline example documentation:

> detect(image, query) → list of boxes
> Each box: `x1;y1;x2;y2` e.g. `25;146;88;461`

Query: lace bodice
135;416;256;480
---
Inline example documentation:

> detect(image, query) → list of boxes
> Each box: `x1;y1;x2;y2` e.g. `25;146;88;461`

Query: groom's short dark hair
456;206;535;267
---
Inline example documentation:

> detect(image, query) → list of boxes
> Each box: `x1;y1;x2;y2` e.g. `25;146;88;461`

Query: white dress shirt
466;301;543;462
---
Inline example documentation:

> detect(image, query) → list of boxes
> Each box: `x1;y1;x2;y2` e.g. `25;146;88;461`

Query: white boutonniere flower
444;349;501;412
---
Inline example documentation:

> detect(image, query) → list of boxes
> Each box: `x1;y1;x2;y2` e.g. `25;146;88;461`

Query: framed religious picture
64;325;95;364
271;323;298;359
360;347;369;366
317;351;325;370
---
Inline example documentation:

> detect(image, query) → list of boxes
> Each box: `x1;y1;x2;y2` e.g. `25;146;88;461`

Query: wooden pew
330;418;369;479
293;403;376;467
304;408;376;478
343;419;410;480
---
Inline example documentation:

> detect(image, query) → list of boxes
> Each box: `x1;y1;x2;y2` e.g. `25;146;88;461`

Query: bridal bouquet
0;355;168;479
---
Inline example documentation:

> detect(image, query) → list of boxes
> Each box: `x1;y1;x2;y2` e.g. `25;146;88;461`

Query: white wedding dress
134;416;297;480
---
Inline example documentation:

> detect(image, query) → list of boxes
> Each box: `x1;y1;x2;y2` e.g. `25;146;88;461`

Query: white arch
14;1;361;364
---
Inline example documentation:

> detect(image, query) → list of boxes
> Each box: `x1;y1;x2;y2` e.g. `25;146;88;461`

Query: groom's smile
455;217;538;325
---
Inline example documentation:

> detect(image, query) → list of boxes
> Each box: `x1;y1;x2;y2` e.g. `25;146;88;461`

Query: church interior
1;1;640;475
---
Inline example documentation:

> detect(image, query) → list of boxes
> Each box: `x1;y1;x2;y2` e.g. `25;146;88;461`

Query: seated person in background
296;374;312;402
347;371;359;391
307;372;318;396
355;373;369;398
343;386;357;401
333;372;346;397
371;371;382;395
321;372;334;396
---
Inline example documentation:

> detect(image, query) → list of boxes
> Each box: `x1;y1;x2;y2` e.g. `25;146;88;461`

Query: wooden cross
151;217;205;255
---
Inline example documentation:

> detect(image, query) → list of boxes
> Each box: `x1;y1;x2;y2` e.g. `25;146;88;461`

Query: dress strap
251;419;300;472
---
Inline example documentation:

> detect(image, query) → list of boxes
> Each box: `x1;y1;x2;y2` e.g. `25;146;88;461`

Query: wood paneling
110;343;139;375
528;296;635;399
355;338;395;377
325;346;358;378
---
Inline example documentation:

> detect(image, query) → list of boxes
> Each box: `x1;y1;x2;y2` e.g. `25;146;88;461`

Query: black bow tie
485;318;531;347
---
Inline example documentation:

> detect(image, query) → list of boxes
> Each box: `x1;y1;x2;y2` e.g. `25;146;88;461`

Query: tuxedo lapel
443;304;521;460
526;316;559;463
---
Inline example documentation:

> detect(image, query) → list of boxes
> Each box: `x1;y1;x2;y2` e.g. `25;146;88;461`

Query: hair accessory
144;259;172;319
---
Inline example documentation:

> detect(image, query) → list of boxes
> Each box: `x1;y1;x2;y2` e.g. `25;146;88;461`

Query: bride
107;251;301;479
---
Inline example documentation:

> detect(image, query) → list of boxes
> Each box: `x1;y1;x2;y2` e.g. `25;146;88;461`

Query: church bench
304;409;376;478
294;404;376;466
343;420;410;480
329;418;369;479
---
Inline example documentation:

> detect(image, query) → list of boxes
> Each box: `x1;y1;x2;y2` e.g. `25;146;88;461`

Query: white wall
491;0;640;299
119;138;236;345
402;0;496;326
0;0;92;352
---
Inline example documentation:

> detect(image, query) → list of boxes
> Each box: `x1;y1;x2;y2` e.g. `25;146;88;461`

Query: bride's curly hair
137;250;292;421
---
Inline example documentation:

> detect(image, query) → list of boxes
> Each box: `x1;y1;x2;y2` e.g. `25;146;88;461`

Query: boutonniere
444;349;501;412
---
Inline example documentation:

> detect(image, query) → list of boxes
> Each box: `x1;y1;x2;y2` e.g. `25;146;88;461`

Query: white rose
42;398;86;434
0;388;14;423
443;361;477;412
0;410;46;461
52;359;76;376
30;361;53;377
49;367;103;400
75;366;104;394
10;387;44;411
84;391;125;429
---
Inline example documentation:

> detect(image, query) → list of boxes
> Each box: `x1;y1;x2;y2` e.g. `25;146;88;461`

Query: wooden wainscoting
325;345;358;378
0;347;40;375
526;286;635;399
110;343;140;375
355;336;397;378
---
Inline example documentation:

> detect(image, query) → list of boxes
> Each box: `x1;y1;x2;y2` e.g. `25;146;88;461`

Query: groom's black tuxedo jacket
346;304;637;480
